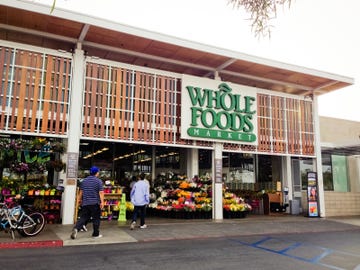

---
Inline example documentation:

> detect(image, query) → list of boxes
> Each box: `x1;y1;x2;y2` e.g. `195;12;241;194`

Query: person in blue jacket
130;173;150;230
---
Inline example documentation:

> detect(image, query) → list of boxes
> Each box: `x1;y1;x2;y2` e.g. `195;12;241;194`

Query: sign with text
181;75;258;145
66;152;79;178
307;172;319;217
215;158;223;183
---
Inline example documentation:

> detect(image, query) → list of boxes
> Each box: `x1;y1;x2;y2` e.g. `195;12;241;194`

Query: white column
348;156;360;192
282;156;292;213
151;146;156;184
212;143;223;220
186;148;198;179
313;96;326;217
61;45;85;224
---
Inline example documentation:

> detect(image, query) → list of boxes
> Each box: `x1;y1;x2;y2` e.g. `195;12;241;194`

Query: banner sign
215;158;223;183
181;75;258;145
307;172;319;217
67;152;79;178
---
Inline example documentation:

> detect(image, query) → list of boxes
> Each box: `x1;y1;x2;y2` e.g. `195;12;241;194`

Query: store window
321;154;349;191
222;152;255;190
296;154;348;192
322;154;333;191
78;140;182;184
257;155;283;191
299;158;314;190
297;155;336;191
199;149;212;175
331;155;349;192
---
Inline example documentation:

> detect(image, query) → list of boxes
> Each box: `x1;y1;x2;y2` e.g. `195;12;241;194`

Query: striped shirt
80;175;104;206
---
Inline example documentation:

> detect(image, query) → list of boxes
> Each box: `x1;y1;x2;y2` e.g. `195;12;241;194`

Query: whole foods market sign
181;75;258;145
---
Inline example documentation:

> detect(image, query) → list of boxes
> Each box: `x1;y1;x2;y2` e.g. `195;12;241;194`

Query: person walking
71;166;104;239
130;173;150;230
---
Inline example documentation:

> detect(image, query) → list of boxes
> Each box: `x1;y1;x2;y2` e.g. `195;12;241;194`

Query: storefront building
0;1;355;224
318;117;360;216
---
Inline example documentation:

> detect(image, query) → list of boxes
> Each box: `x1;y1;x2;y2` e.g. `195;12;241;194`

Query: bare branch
50;0;56;14
228;0;292;38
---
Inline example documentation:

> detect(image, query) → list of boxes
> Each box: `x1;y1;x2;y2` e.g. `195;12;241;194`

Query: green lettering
186;86;207;106
201;109;216;128
243;114;254;132
244;96;256;114
190;107;202;126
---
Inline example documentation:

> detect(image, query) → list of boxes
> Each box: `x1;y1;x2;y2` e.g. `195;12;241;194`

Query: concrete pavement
1;214;360;249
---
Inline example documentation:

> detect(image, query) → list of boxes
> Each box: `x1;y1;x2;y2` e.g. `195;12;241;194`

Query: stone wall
324;192;360;216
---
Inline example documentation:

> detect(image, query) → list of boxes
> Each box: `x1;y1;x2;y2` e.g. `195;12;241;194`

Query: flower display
138;174;250;219
10;161;30;173
223;191;252;212
46;160;66;172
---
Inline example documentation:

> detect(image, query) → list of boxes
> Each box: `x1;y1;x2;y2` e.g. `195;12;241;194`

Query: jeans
75;204;101;236
132;205;146;226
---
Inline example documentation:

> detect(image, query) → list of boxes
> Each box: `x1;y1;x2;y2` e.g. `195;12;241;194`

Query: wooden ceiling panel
0;3;353;96
0;29;74;51
246;64;275;75
173;48;206;64
264;67;292;79
286;73;322;88
224;59;255;73
84;47;138;63
195;53;230;68
1;7;83;39
133;57;164;70
86;26;152;52
144;41;181;59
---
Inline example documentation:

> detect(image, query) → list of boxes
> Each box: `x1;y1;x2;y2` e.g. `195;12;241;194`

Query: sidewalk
1;214;360;249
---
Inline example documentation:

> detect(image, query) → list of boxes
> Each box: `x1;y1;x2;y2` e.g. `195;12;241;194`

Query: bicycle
0;196;46;240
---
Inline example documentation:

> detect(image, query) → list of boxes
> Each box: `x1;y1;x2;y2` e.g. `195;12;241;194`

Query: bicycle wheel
18;212;46;237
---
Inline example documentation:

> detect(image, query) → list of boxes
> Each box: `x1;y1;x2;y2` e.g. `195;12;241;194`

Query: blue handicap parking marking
229;236;360;270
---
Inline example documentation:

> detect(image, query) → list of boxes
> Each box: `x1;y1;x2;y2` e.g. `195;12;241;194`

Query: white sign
181;74;258;145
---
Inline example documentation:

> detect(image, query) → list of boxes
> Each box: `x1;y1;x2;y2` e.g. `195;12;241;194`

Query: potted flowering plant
10;161;30;174
50;141;66;154
31;138;47;151
47;160;66;172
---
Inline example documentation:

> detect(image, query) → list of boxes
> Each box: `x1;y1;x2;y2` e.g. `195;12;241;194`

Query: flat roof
0;0;354;96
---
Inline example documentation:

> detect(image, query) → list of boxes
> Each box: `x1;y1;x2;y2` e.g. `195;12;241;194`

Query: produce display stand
74;185;123;222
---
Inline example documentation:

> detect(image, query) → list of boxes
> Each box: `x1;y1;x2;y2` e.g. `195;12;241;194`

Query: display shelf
74;187;123;222
101;193;122;220
24;194;63;223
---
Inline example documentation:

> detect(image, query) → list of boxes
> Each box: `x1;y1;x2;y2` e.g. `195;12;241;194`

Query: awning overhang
0;0;354;96
322;145;360;156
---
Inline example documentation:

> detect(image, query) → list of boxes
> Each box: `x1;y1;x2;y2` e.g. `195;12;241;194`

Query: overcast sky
33;0;360;122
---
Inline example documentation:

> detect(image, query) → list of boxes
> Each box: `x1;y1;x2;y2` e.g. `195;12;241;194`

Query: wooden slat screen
286;98;301;154
0;46;71;135
300;100;314;155
83;61;180;144
271;96;286;153
225;93;315;156
83;60;314;155
257;94;271;152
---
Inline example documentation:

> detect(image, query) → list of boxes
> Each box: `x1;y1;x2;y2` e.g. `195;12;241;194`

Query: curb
0;240;63;249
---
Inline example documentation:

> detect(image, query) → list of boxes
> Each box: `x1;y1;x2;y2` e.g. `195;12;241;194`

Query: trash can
290;199;300;215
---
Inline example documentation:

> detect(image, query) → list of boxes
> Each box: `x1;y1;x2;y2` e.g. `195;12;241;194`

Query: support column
212;143;223;220
186;148;198;179
62;45;85;224
313;96;326;217
151;146;156;185
282;156;292;213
